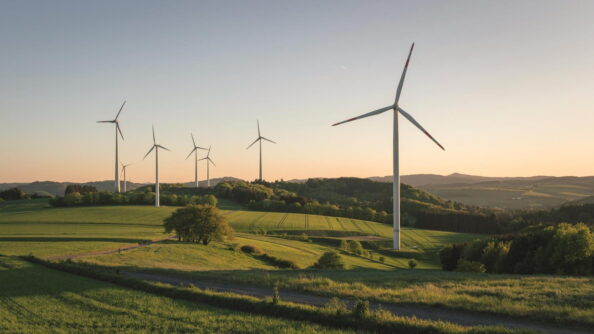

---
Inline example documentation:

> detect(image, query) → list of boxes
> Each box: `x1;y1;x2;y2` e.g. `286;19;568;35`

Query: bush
312;252;346;269
241;244;264;255
379;256;385;263
352;300;370;319
259;253;300;269
455;260;486;273
408;259;417;269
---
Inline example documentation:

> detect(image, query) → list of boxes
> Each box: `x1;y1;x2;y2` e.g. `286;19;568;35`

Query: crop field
0;256;357;334
0;200;481;264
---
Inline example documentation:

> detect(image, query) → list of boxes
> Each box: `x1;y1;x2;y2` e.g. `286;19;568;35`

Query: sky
1;0;594;183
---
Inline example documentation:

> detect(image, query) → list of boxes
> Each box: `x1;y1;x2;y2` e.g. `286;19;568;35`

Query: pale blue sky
1;1;594;182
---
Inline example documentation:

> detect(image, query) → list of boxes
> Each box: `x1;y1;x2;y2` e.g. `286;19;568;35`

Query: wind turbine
332;43;445;250
185;133;208;188
143;125;170;207
97;101;126;193
246;120;276;182
199;146;216;187
120;162;132;193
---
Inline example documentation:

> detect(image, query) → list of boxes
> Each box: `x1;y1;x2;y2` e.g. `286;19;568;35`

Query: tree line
49;189;217;207
440;222;594;275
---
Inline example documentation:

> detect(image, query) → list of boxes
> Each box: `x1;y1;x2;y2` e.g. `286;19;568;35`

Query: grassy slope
0;256;354;334
174;268;594;328
0;200;481;268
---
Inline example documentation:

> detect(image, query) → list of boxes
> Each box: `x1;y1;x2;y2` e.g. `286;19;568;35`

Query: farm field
0;256;358;334
0;200;481;267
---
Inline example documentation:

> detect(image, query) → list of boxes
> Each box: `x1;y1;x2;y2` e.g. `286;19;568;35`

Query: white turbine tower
97;101;126;193
332;43;445;250
199;146;216;187
120;162;131;193
246;120;276;182
185;133;208;188
143;126;170;207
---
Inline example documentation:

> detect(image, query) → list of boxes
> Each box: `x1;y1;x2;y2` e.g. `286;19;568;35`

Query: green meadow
0;256;357;334
0;200;479;270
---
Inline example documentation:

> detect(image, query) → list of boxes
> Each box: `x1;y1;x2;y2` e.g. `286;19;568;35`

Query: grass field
0;256;357;334
0;200;481;269
173;267;594;329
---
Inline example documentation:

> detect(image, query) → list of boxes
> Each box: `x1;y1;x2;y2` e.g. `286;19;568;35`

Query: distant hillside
0;176;244;196
420;176;594;210
370;173;552;187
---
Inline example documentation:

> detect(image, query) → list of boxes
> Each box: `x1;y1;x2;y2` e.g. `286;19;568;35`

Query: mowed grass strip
0;256;355;334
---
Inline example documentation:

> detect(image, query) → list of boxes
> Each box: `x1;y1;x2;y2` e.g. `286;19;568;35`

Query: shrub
272;284;280;305
312;252;345;269
408;259;417;269
379;256;385;263
229;243;241;252
259;253;300;269
241;244;264;255
352;300;370;319
455;260;486;273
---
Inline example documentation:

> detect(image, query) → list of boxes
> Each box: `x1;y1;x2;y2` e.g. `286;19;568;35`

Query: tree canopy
163;205;234;245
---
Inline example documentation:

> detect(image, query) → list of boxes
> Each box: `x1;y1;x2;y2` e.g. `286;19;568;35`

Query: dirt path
45;236;177;261
125;271;589;334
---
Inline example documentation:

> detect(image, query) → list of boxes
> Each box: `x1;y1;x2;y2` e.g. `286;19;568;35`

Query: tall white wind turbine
97;101;126;193
246;120;276;182
143;126;170;207
199;146;216;187
332;43;445;250
185;133;208;188
120;162;131;193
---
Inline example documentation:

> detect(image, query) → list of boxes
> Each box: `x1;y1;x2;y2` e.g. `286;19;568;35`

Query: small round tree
164;205;234;245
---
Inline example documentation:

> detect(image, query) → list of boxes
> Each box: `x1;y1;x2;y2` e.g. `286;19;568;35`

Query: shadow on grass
0;237;150;243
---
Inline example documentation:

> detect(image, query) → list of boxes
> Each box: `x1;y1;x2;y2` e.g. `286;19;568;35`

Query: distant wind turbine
246;120;276;182
332;43;445;250
143;126;170;207
120;162;132;193
97;101;126;193
199;146;216;187
185;133;208;188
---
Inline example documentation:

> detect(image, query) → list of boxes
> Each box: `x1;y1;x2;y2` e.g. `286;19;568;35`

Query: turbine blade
397;107;445;151
157;145;170;151
261;137;276;144
186;147;197;160
97;120;115;123
143;146;155;160
208;157;216;167
152;125;156;144
115;101;126;120
246;138;260;149
257;120;261;137
196;146;208;150
395;43;414;105
191;133;196;147
332;105;393;126
117;123;124;141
